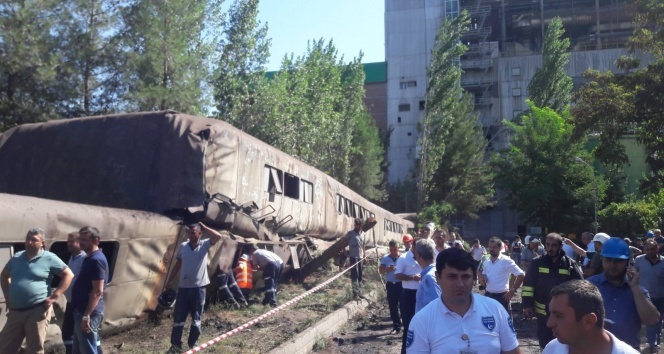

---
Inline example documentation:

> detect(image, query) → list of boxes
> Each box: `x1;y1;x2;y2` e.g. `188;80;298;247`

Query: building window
399;81;417;89
511;67;521;76
283;173;300;200
419;101;425;110
300;180;313;204
512;88;521;97
264;165;283;194
407;132;412;136
398;104;411;112
397;117;401;123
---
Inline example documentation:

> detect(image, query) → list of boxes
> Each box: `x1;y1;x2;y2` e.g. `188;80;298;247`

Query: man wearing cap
345;218;366;299
588;237;659;350
635;239;664;352
395;234;422;354
379;240;403;334
521;237;542;270
522;233;583;349
585;233;610;278
0;228;74;354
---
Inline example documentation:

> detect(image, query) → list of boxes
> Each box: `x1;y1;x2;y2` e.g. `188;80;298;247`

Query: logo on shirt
482;316;496;331
507;316;516;333
406;329;414;347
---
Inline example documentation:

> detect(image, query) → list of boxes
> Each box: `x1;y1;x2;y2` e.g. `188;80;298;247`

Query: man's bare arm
1;266;11;310
45;267;73;308
201;223;222;245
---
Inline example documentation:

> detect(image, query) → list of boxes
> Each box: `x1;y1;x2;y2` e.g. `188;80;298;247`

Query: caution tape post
183;258;365;354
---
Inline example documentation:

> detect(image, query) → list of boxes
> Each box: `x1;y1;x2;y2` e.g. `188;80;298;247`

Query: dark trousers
350;256;363;297
262;261;283;306
215;271;247;306
485;291;510;314
385;281;402;330
171;287;206;349
400;288;417;354
647;297;664;346
537;315;554;349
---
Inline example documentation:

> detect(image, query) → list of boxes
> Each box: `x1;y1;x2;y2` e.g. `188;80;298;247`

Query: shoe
167;345;182;353
390;328;401;335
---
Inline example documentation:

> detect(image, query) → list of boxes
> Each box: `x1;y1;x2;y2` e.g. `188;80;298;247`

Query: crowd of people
372;223;664;354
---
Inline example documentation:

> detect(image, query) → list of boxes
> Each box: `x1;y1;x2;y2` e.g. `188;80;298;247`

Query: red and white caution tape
184;258;365;354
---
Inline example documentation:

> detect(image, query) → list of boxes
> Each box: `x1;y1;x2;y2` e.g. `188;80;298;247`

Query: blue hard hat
646;230;654;237
601;237;631;260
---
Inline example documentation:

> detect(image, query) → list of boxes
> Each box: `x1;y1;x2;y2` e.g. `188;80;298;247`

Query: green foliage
214;0;270;128
418;11;471;208
0;0;65;130
418;201;455;228
629;0;664;59
120;0;222;114
348;111;388;202
492;101;605;232
527;17;573;115
382;179;417;213
598;197;661;238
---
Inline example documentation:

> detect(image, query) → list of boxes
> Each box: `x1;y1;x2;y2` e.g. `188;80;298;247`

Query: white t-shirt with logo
406;293;518;353
542;330;640;354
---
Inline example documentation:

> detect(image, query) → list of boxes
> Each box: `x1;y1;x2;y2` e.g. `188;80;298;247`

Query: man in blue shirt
635;239;664;352
379;240;403;334
588;237;659;350
413;239;441;313
0;227;74;354
71;226;109;354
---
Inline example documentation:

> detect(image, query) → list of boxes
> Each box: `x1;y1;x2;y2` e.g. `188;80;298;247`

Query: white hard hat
592;233;610;244
524;235;531;244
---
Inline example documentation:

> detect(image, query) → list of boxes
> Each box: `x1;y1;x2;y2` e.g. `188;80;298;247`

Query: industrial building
384;0;650;238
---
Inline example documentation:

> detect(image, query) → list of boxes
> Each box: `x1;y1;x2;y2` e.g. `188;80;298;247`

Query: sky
255;0;385;71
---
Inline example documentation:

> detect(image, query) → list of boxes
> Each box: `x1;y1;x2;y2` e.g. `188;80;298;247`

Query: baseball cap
592;233;610;244
402;234;414;243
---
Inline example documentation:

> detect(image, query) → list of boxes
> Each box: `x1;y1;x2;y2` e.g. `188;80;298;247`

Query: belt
11;302;45;311
403;288;418;292
386;281;401;285
485;291;508;295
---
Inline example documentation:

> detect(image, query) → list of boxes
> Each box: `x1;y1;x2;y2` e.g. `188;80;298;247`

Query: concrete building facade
384;0;649;238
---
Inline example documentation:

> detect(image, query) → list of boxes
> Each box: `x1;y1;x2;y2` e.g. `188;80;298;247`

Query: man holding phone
380;240;403;334
588;237;659;350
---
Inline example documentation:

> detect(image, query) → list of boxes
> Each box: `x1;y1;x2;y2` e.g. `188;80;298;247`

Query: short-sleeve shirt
177;239;212;288
635;254;664;298
395;251;421;290
251;249;283;269
380;254;401;283
588;273;649;349
471;246;486;261
6;250;68;309
482;255;525;293
542;330;639;354
406;293;518;353
345;230;364;258
65;250;86;301
415;264;441;313
72;249;109;315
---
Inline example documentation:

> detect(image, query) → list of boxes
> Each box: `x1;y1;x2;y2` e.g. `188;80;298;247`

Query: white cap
524;235;531;244
426;222;436;231
592;233;610;244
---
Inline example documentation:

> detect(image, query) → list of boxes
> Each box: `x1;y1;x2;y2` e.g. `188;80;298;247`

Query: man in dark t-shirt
71;226;109;354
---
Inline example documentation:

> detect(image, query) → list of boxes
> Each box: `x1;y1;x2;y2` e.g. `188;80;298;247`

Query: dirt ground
314;286;542;354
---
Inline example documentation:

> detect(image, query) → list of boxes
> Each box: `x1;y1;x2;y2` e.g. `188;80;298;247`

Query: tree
0;0;64;131
418;11;470;209
629;0;664;58
492;101;605;232
348;111;388;202
120;0;223;113
56;0;124;117
527;17;573;115
213;0;270;129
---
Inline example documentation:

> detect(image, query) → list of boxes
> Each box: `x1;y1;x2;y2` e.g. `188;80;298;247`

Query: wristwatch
82;315;90;321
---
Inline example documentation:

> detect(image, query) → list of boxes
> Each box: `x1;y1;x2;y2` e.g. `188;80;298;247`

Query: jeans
349;256;363;297
72;310;103;354
262;262;283;306
647;297;664;346
512;252;522;266
400;288;417;354
385;281;402;330
171;287;206;348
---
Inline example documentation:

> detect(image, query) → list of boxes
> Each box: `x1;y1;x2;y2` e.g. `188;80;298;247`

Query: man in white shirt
481;237;525;313
396;238;422;354
543;279;639;354
406;248;520;354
